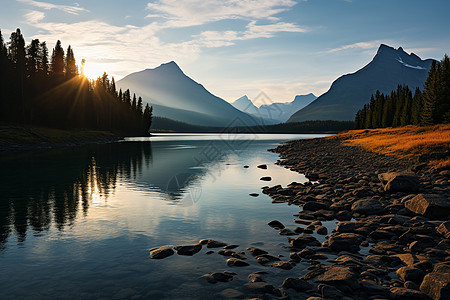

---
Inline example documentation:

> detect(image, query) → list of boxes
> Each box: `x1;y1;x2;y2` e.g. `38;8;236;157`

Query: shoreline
261;135;449;299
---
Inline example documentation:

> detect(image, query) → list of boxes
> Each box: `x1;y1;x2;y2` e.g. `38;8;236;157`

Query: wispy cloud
17;0;89;15
25;10;45;23
146;0;298;27
327;41;382;53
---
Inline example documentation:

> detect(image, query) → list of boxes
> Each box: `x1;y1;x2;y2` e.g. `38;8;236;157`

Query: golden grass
331;125;450;169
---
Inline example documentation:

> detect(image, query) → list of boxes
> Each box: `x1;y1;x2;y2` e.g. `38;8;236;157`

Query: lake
0;133;331;299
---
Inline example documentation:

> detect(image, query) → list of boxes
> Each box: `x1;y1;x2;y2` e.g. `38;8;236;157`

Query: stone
279;228;297;236
288;235;320;249
404;194;450;218
437;221;450;238
327;233;364;253
396;266;426;285
271;261;295;270
226;258;249;267
318;284;345;299
199;239;228;248
260;176;272;181
201;271;236;283
246;247;268;256
378;172;419;193
351;198;384;215
149;246;174;259
248;271;267;283
303;202;328;212
282;277;313;292
219;288;243;298
256;254;280;264
405;281;420;290
268;220;285;229
249;193;259;197
420;262;450;300
316;266;359;293
336;221;358;233
390;287;430;300
173;244;202;256
243;282;280;296
316;226;328;235
257;164;267;169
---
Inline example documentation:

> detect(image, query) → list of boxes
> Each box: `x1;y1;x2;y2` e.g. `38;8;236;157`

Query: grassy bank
333;124;450;169
0;126;119;150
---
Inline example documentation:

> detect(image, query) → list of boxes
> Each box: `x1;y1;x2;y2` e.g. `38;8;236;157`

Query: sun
79;60;104;80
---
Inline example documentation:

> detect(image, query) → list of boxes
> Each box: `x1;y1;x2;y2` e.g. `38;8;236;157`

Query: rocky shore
150;136;449;300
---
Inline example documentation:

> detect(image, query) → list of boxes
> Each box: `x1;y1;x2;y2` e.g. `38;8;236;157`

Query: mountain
232;93;316;123
287;44;434;122
116;62;265;127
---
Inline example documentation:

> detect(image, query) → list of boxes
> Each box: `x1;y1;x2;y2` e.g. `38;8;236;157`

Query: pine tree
137;97;143;113
65;45;77;78
38;41;49;76
26;39;40;78
421;60;439;125
411;87;422;125
50;40;65;76
132;93;137;111
436;54;450;123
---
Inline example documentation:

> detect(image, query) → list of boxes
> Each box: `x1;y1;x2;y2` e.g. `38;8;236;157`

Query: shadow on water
0;139;227;250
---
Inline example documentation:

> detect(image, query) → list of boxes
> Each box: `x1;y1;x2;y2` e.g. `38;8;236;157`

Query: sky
1;0;449;105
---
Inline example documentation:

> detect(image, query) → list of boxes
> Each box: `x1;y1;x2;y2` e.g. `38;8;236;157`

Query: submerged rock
268;220;285;229
149;246;174;259
226;258;249;267
201;271;236;283
174;244;202;256
199;239;228;248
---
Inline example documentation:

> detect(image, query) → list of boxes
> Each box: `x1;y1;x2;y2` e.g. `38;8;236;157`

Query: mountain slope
116;62;264;127
232;93;316;123
287;45;434;122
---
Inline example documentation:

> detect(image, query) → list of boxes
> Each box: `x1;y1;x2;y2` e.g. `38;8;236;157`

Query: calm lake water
0;133;331;299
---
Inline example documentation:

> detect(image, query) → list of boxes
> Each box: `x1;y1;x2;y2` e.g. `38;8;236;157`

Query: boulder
226;258;249;267
327;233;364;253
199;239;228;248
420;262;450;300
288;235;320;249
174;244;202;256
390;287;430;300
303;201;328;212
256;254;280;264
378;172;419;193
351;199;384;215
437;221;450;238
316;266;359;293
271;261;295;270
268;220;285;229
248;271;267;283
282;277;313;292
246;247;268;256
149;246;174;259
396;266;426;285
404;194;450;218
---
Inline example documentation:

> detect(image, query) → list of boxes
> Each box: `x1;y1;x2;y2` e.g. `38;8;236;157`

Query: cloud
146;0;298;27
17;0;89;15
326;40;385;53
25;10;45;23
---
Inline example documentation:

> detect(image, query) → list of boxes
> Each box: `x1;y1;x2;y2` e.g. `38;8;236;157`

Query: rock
336;221;358;233
268;220;285;229
226;258;249;267
405;281;420;290
327;233;364;253
351;198;384;215
243;165;249;168
378;172;419;193
149;246;174;259
279;228;297;236
390;287;430;300
396;266;426;285
303;202;328;212
205;250;214;255
201;271;236;283
199;239;228;248
420;262;450;300
316;266;359;293
248;271;267;283
318;284;345;299
282;277;313;292
218;249;235;256
246;247;268;256
404;194;450;218
243;282;280;296
316;226;328;235
260;176;272;181
219;288;243;298
256;254;280;264
224;244;239;249
288;235;320;249
174;244;202;256
249;193;259;197
257;164;267;169
437;221;450;238
359;280;391;298
271;261;295;270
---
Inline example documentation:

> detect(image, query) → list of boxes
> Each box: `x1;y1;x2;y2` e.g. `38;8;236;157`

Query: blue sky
1;0;449;104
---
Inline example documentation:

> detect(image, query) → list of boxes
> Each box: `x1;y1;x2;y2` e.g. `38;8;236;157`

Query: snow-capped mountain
287;44;434;122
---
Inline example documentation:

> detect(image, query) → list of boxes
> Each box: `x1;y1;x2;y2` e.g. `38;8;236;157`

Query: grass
332;124;450;170
0;125;117;147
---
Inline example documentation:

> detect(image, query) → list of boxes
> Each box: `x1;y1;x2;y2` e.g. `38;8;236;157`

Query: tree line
355;54;450;129
0;28;152;135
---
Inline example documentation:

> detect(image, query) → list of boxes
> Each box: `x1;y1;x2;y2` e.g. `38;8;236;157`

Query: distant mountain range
232;93;317;123
287;44;434;122
116;62;275;127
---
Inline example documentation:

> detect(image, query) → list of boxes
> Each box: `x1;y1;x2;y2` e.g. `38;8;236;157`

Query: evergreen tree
38;41;49;76
50;40;65;76
65;45;77;78
26;39;40;78
436;54;450;123
132;93;137;111
411;87;422;125
421;61;439;125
